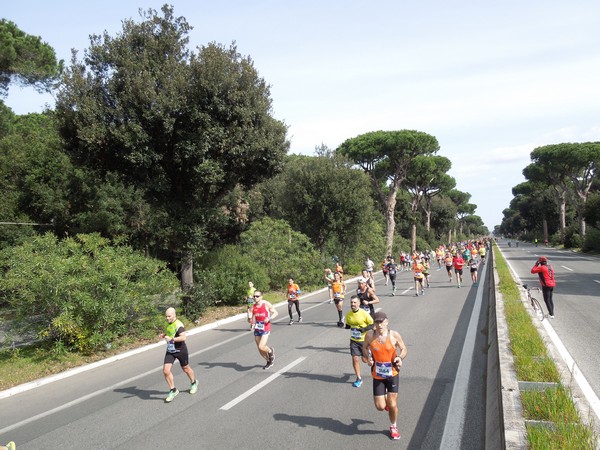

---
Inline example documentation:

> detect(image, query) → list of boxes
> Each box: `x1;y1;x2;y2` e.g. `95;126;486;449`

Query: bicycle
523;284;545;321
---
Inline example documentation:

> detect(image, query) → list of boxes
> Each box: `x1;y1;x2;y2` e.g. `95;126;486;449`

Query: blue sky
4;1;600;231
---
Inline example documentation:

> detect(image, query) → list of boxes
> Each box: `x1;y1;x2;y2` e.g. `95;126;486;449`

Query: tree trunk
448;229;452;244
543;218;548;243
577;194;587;239
180;252;194;291
411;222;417;253
384;187;398;256
425;209;431;232
558;193;566;240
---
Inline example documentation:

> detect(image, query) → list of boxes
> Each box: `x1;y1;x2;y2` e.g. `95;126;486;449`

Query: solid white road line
0;363;161;436
0;332;250;434
440;259;488;448
542;322;600;421
501;249;600;424
561;265;574;272
220;357;306;411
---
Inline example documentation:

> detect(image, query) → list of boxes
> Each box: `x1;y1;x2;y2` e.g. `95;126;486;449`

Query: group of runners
158;241;490;441
440;241;488;288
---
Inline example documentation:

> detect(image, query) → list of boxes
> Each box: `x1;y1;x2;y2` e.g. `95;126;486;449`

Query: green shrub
197;244;270;292
186;244;269;315
182;273;220;319
550;231;564;247
415;236;433;253
240;217;323;289
343;262;363;276
0;233;178;352
325;217;385;274
393;235;412;255
563;229;582;249
582;226;600;252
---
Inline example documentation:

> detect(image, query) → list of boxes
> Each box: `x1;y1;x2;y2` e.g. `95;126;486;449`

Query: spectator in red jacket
531;256;556;318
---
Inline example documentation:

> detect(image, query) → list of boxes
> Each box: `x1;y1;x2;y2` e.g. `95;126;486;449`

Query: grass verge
494;244;596;449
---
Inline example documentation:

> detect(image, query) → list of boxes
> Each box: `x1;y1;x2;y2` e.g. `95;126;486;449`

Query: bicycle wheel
531;297;545;321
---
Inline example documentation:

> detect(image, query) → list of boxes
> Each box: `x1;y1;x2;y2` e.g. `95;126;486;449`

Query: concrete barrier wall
485;246;504;450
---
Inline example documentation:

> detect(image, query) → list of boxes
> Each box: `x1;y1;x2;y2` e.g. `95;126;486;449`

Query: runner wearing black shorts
160;307;198;402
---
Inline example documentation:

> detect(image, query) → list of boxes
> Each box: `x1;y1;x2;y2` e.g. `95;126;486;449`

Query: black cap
373;311;388;322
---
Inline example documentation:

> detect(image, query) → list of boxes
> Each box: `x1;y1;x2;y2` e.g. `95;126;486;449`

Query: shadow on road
273;413;380;436
196;361;257;372
280;371;351;385
114;385;166;401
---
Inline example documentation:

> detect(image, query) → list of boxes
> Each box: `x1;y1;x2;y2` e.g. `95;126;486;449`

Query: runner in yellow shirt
344;295;374;388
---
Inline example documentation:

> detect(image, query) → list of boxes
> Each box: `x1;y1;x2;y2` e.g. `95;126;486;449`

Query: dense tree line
0;6;487;351
498;143;600;251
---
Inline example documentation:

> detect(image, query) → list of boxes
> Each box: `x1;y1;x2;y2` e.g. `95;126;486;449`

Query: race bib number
334;292;341;299
361;304;370;312
247;297;254;304
414;271;421;276
351;328;362;340
167;340;179;354
289;293;297;300
254;321;265;331
375;362;393;378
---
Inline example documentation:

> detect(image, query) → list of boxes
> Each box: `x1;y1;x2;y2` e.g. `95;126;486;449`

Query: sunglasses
254;295;262;298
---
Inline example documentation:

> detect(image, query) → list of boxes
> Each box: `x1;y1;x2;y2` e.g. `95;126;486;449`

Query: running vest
332;281;344;299
252;301;271;332
413;263;424;278
356;287;375;316
369;334;399;379
387;263;398;276
247;286;256;304
165;319;185;353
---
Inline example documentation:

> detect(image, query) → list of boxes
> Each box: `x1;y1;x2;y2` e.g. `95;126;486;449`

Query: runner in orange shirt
287;277;302;325
362;311;408;440
412;258;426;296
331;272;347;327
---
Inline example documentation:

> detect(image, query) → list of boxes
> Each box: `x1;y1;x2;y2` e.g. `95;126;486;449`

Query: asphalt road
497;240;600;421
1;259;493;449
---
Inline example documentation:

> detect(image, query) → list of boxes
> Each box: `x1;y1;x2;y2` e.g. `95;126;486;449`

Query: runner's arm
267;302;278;321
361;332;374;364
393;331;407;360
368;288;380;305
172;329;187;343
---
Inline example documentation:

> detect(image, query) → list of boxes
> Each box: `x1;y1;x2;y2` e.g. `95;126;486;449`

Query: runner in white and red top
251;291;278;369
